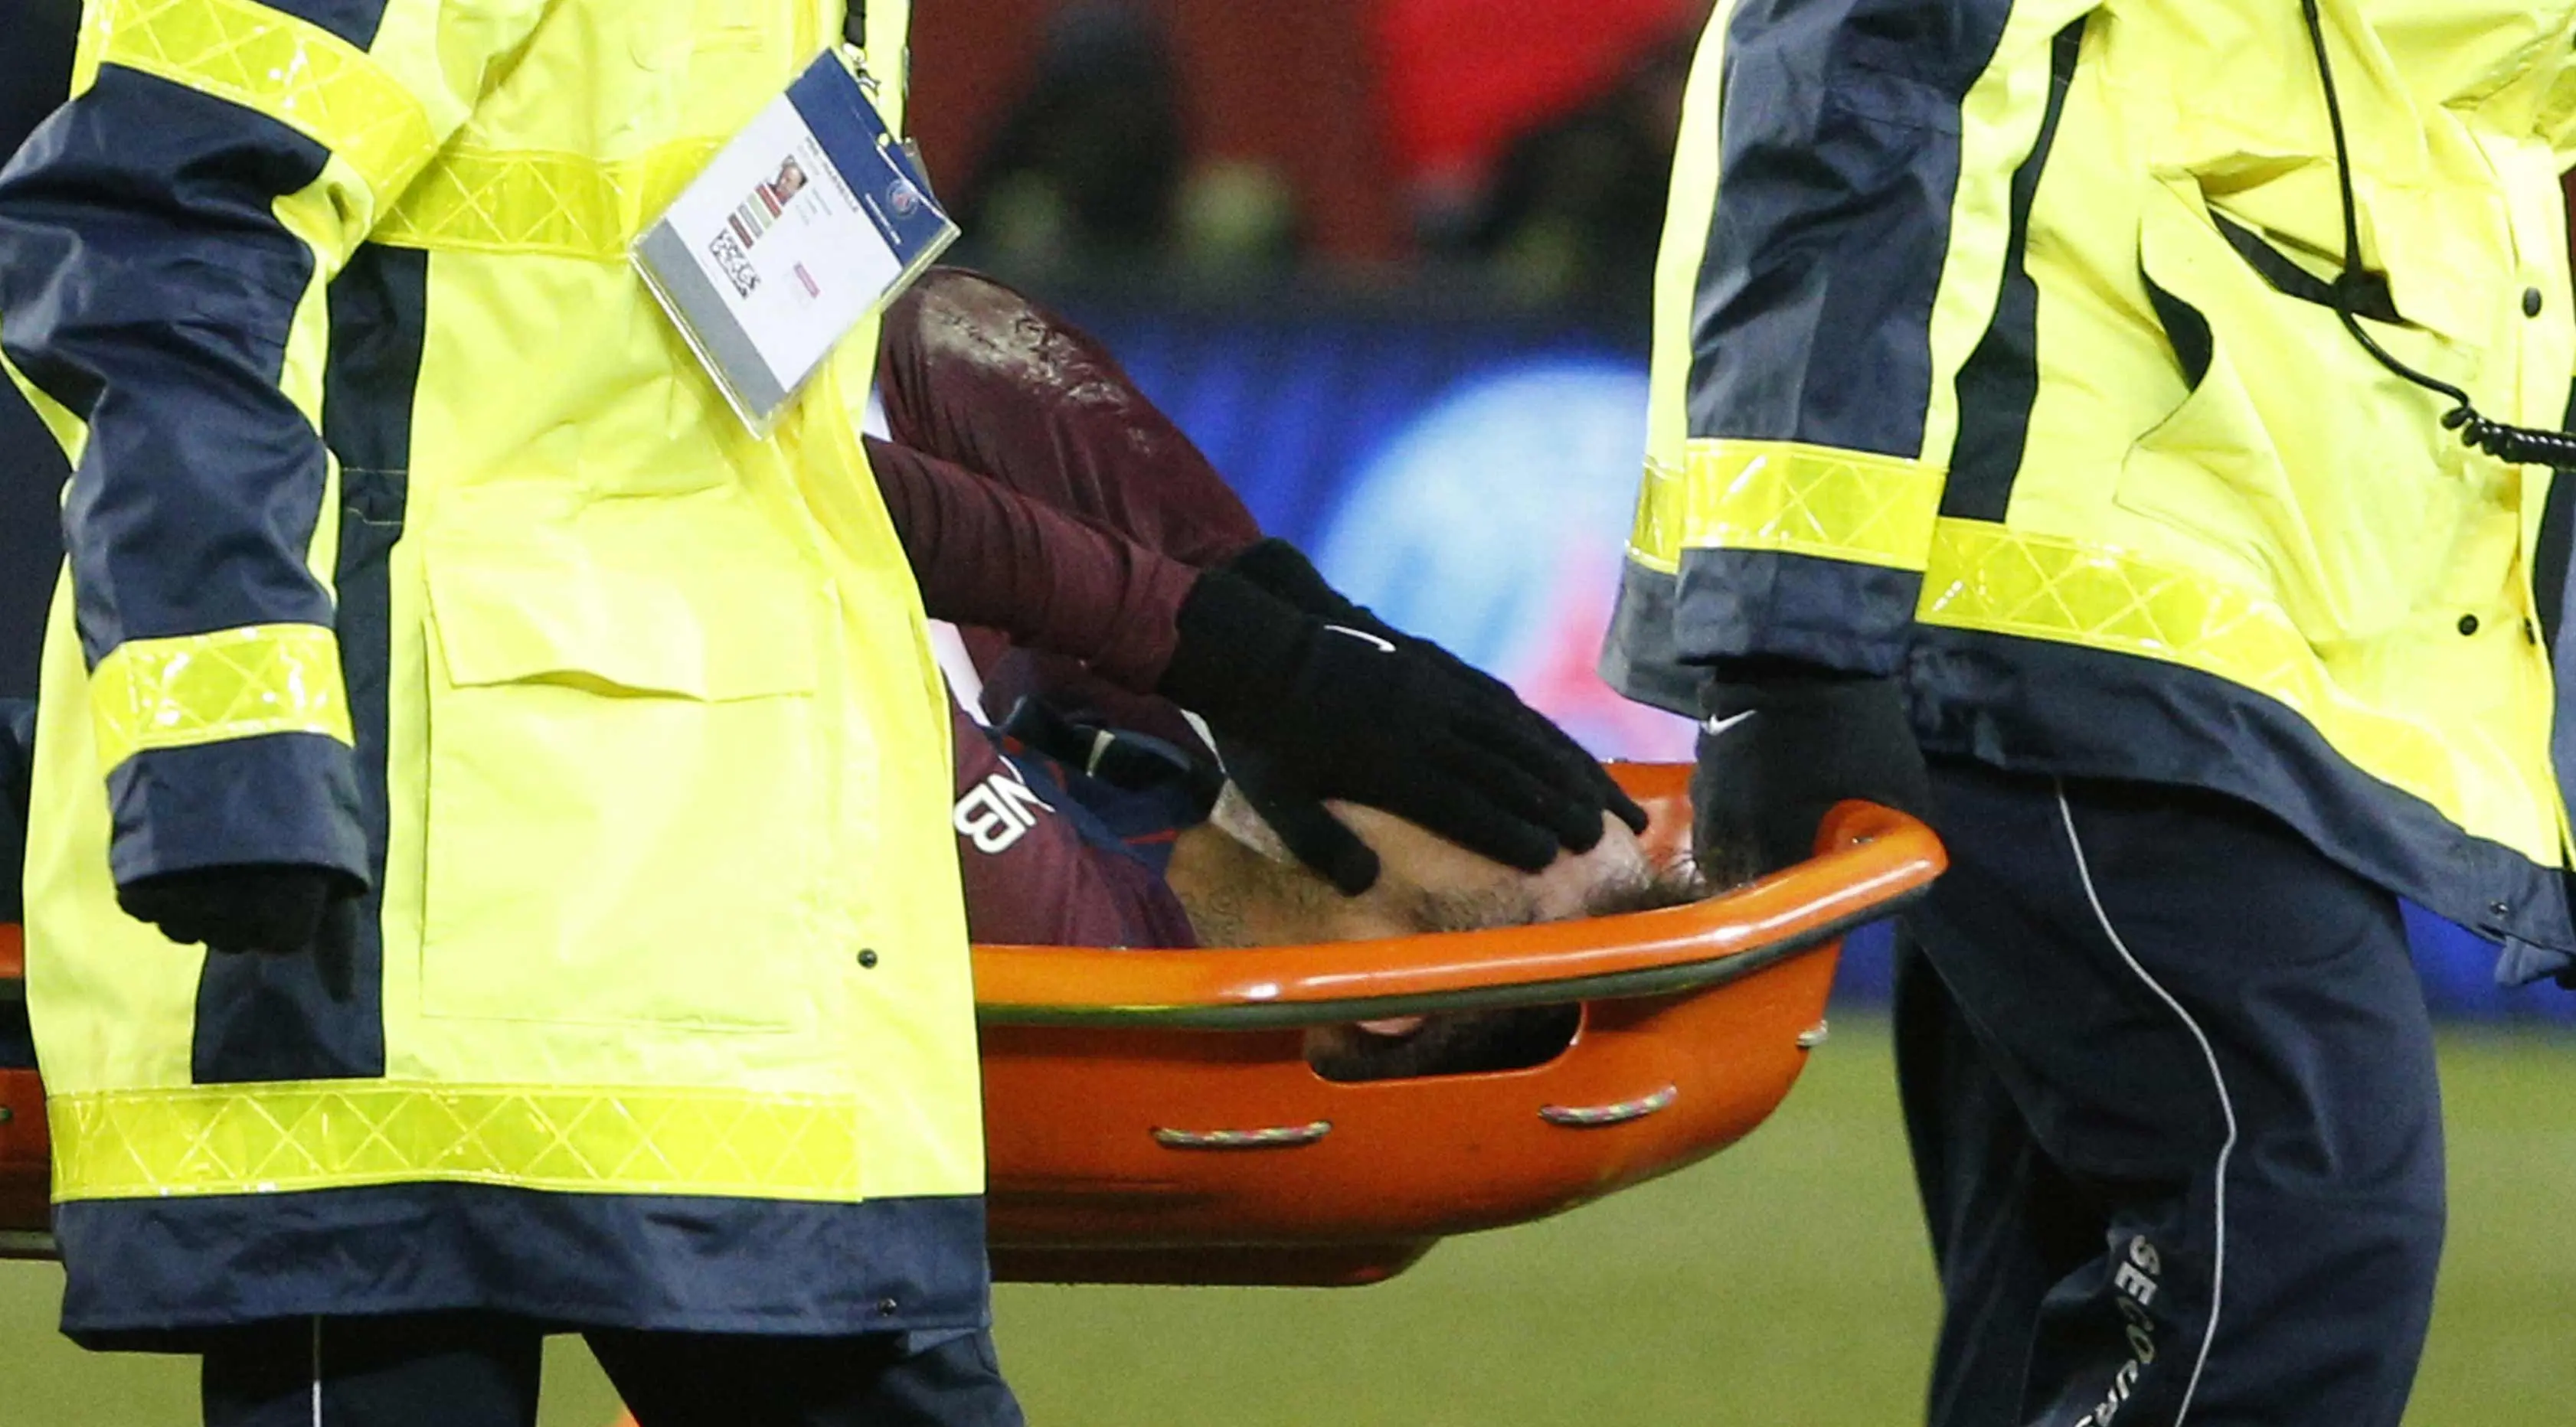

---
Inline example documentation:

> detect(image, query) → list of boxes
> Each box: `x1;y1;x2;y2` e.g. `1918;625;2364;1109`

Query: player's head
1166;776;1725;1082
1177;784;1706;948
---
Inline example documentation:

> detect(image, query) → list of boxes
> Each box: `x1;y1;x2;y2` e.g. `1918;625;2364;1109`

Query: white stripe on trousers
2057;783;2238;1426
309;1316;324;1427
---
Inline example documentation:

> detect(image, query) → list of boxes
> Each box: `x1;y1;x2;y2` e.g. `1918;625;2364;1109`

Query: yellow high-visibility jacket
0;0;989;1344
1604;0;2576;959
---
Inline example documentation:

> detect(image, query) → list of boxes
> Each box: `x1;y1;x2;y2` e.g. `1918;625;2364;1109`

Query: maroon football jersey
874;269;1263;949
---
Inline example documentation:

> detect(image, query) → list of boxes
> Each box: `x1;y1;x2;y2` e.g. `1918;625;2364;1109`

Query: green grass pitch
5;1018;2571;1425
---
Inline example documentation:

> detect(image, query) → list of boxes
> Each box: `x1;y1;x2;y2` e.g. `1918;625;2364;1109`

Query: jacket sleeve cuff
1671;547;1923;679
103;734;366;890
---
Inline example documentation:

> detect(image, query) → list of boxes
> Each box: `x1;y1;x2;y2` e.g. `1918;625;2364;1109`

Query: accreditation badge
634;51;959;433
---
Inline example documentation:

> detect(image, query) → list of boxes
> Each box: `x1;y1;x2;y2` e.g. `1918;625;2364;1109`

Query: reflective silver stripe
2057;784;2235;1426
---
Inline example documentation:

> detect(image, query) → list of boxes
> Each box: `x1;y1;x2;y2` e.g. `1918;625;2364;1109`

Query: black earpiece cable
2299;0;2576;468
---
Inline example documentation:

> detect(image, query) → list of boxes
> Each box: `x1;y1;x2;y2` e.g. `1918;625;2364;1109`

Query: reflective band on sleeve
89;625;355;771
91;0;437;205
1626;438;1947;575
49;1082;865;1201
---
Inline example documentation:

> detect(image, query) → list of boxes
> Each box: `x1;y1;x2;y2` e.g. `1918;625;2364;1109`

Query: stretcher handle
971;800;1943;1030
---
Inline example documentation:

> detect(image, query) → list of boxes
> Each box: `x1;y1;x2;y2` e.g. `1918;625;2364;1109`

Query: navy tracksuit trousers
201;1314;1024;1427
1895;759;2444;1427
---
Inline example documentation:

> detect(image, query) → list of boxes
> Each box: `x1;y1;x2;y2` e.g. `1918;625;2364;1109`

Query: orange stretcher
0;766;1941;1285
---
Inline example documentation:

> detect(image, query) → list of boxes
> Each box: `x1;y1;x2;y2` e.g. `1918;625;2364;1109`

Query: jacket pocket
2111;174;2486;647
417;509;828;1033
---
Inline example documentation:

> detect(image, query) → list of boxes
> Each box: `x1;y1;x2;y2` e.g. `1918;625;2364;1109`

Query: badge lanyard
631;3;958;433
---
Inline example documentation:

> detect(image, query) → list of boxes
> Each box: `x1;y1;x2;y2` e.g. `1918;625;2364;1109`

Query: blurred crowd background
3;0;2572;1020
918;0;1695;300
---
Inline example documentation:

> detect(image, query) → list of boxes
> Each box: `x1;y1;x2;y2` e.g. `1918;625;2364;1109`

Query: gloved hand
119;864;358;955
1160;566;1619;893
1693;663;1932;880
1218;538;1646;830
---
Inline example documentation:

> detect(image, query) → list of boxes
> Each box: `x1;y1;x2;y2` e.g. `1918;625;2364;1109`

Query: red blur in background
909;0;1704;263
1374;0;1704;191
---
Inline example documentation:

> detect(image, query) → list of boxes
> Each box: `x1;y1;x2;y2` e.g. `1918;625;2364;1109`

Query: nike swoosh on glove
1693;664;1933;881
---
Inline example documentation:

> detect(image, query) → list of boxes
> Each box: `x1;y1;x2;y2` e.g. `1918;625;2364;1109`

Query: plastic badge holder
634;51;958;433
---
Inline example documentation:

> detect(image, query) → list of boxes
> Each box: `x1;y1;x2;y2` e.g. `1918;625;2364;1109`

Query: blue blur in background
1059;294;2576;1025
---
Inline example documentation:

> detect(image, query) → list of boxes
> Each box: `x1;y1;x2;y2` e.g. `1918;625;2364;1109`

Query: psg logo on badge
887;178;922;217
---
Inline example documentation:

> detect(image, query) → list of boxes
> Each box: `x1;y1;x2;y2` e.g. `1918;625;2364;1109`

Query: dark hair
1579;860;1718;919
1692;833;1764;896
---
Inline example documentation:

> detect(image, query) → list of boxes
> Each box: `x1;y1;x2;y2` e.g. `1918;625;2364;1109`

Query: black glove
119;864;358;955
1160;567;1614;893
1220;539;1646;829
1692;664;1932;880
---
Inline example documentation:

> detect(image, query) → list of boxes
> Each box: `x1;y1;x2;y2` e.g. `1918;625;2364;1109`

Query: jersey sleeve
865;434;1202;691
0;0;546;887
